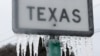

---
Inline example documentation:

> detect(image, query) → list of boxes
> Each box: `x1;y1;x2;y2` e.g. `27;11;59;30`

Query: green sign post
48;39;61;56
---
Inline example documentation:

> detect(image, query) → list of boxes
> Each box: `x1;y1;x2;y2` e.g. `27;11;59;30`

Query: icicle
16;34;23;56
32;42;34;56
62;50;65;56
25;42;30;56
16;34;93;56
66;43;69;56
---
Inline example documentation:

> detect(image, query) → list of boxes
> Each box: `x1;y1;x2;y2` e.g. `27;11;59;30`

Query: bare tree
0;44;17;56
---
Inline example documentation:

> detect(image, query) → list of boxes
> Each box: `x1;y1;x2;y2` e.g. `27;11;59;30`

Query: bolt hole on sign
12;0;94;37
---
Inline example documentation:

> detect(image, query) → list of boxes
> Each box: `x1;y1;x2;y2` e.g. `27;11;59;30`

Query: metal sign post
47;36;61;56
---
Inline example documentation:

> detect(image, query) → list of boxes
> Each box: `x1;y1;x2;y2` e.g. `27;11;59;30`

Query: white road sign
12;0;94;36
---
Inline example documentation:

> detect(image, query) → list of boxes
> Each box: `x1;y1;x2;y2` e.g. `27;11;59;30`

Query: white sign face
12;0;94;36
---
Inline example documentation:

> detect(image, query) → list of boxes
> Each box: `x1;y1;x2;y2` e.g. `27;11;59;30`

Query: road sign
12;0;94;36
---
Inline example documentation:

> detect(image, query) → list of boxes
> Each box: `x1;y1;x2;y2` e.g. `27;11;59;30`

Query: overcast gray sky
0;0;100;56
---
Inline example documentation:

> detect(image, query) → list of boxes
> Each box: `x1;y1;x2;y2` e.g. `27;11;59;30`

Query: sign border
12;0;94;37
